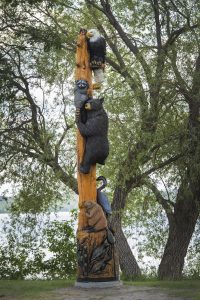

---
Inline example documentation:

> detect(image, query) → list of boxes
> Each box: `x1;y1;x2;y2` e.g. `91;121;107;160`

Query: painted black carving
76;98;109;174
97;176;112;217
80;106;87;124
107;228;115;244
87;29;106;70
74;79;89;109
89;239;112;274
77;240;89;276
77;233;114;277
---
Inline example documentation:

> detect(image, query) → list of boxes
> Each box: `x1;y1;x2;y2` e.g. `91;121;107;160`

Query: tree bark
115;222;141;278
110;186;141;278
159;54;200;279
158;185;199;279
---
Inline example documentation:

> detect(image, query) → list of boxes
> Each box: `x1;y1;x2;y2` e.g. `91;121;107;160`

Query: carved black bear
76;98;109;174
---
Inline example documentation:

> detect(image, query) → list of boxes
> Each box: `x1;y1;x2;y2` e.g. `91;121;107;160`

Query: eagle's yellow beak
86;31;93;38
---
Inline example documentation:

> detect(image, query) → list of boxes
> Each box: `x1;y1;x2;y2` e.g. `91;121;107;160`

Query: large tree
84;0;200;278
0;0;200;279
0;0;78;194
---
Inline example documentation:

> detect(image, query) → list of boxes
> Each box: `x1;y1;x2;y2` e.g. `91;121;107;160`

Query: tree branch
86;0;152;86
169;0;190;24
152;0;162;50
2;137;78;194
143;153;183;178
144;178;174;220
169;48;191;102
191;53;200;97
54;128;71;163
125;153;183;193
165;24;199;48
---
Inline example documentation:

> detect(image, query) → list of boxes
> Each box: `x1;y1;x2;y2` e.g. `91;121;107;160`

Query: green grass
0;279;199;300
125;279;200;300
0;279;74;300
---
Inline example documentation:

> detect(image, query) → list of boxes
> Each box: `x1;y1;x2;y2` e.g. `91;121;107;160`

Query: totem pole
74;29;119;286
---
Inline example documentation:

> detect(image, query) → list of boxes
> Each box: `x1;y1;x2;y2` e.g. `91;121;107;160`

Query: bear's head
84;200;95;210
85;98;104;111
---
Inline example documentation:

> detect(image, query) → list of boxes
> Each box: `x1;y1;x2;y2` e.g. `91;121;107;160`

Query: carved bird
86;29;106;87
96;176;112;216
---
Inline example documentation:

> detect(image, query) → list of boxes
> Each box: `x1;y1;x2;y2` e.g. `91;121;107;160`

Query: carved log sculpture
75;29;119;283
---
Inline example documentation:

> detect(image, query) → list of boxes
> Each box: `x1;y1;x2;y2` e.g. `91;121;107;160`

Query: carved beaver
84;201;107;232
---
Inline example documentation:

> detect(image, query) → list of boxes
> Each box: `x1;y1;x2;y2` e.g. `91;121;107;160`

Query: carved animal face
85;98;104;111
76;79;88;89
84;201;95;210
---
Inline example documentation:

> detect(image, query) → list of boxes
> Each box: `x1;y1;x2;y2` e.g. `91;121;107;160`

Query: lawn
0;279;74;300
0;279;200;300
125;279;200;300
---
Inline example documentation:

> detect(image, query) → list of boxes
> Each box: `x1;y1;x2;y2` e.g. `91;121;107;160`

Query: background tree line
0;0;199;279
0;212;76;279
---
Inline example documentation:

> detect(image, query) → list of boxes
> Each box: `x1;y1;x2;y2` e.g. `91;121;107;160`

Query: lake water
0;211;137;252
0;211;77;241
0;212;159;274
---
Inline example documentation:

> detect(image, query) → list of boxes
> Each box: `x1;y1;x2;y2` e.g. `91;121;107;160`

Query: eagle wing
88;37;106;63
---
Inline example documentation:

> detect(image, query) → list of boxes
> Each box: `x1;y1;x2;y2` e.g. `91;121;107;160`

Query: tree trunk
110;186;141;278
158;187;199;279
158;216;198;279
159;63;200;279
115;222;141;278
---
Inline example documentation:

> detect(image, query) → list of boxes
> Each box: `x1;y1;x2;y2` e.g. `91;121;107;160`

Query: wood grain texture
75;31;96;231
75;30;119;282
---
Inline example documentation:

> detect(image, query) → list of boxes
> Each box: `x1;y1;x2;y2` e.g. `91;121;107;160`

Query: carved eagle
86;29;106;69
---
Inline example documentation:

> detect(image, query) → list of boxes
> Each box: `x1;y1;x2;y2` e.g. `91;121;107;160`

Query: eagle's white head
87;29;101;42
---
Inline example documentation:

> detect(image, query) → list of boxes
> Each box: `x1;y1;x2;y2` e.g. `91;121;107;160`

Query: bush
0;213;77;279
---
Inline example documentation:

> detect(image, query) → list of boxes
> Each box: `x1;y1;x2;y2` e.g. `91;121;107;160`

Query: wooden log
75;30;96;230
75;29;119;282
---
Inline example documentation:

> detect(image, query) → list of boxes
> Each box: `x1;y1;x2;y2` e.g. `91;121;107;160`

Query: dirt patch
52;285;191;300
0;285;191;300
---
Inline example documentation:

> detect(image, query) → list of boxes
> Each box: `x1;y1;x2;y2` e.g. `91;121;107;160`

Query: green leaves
0;0;200;278
43;220;76;278
0;213;76;279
